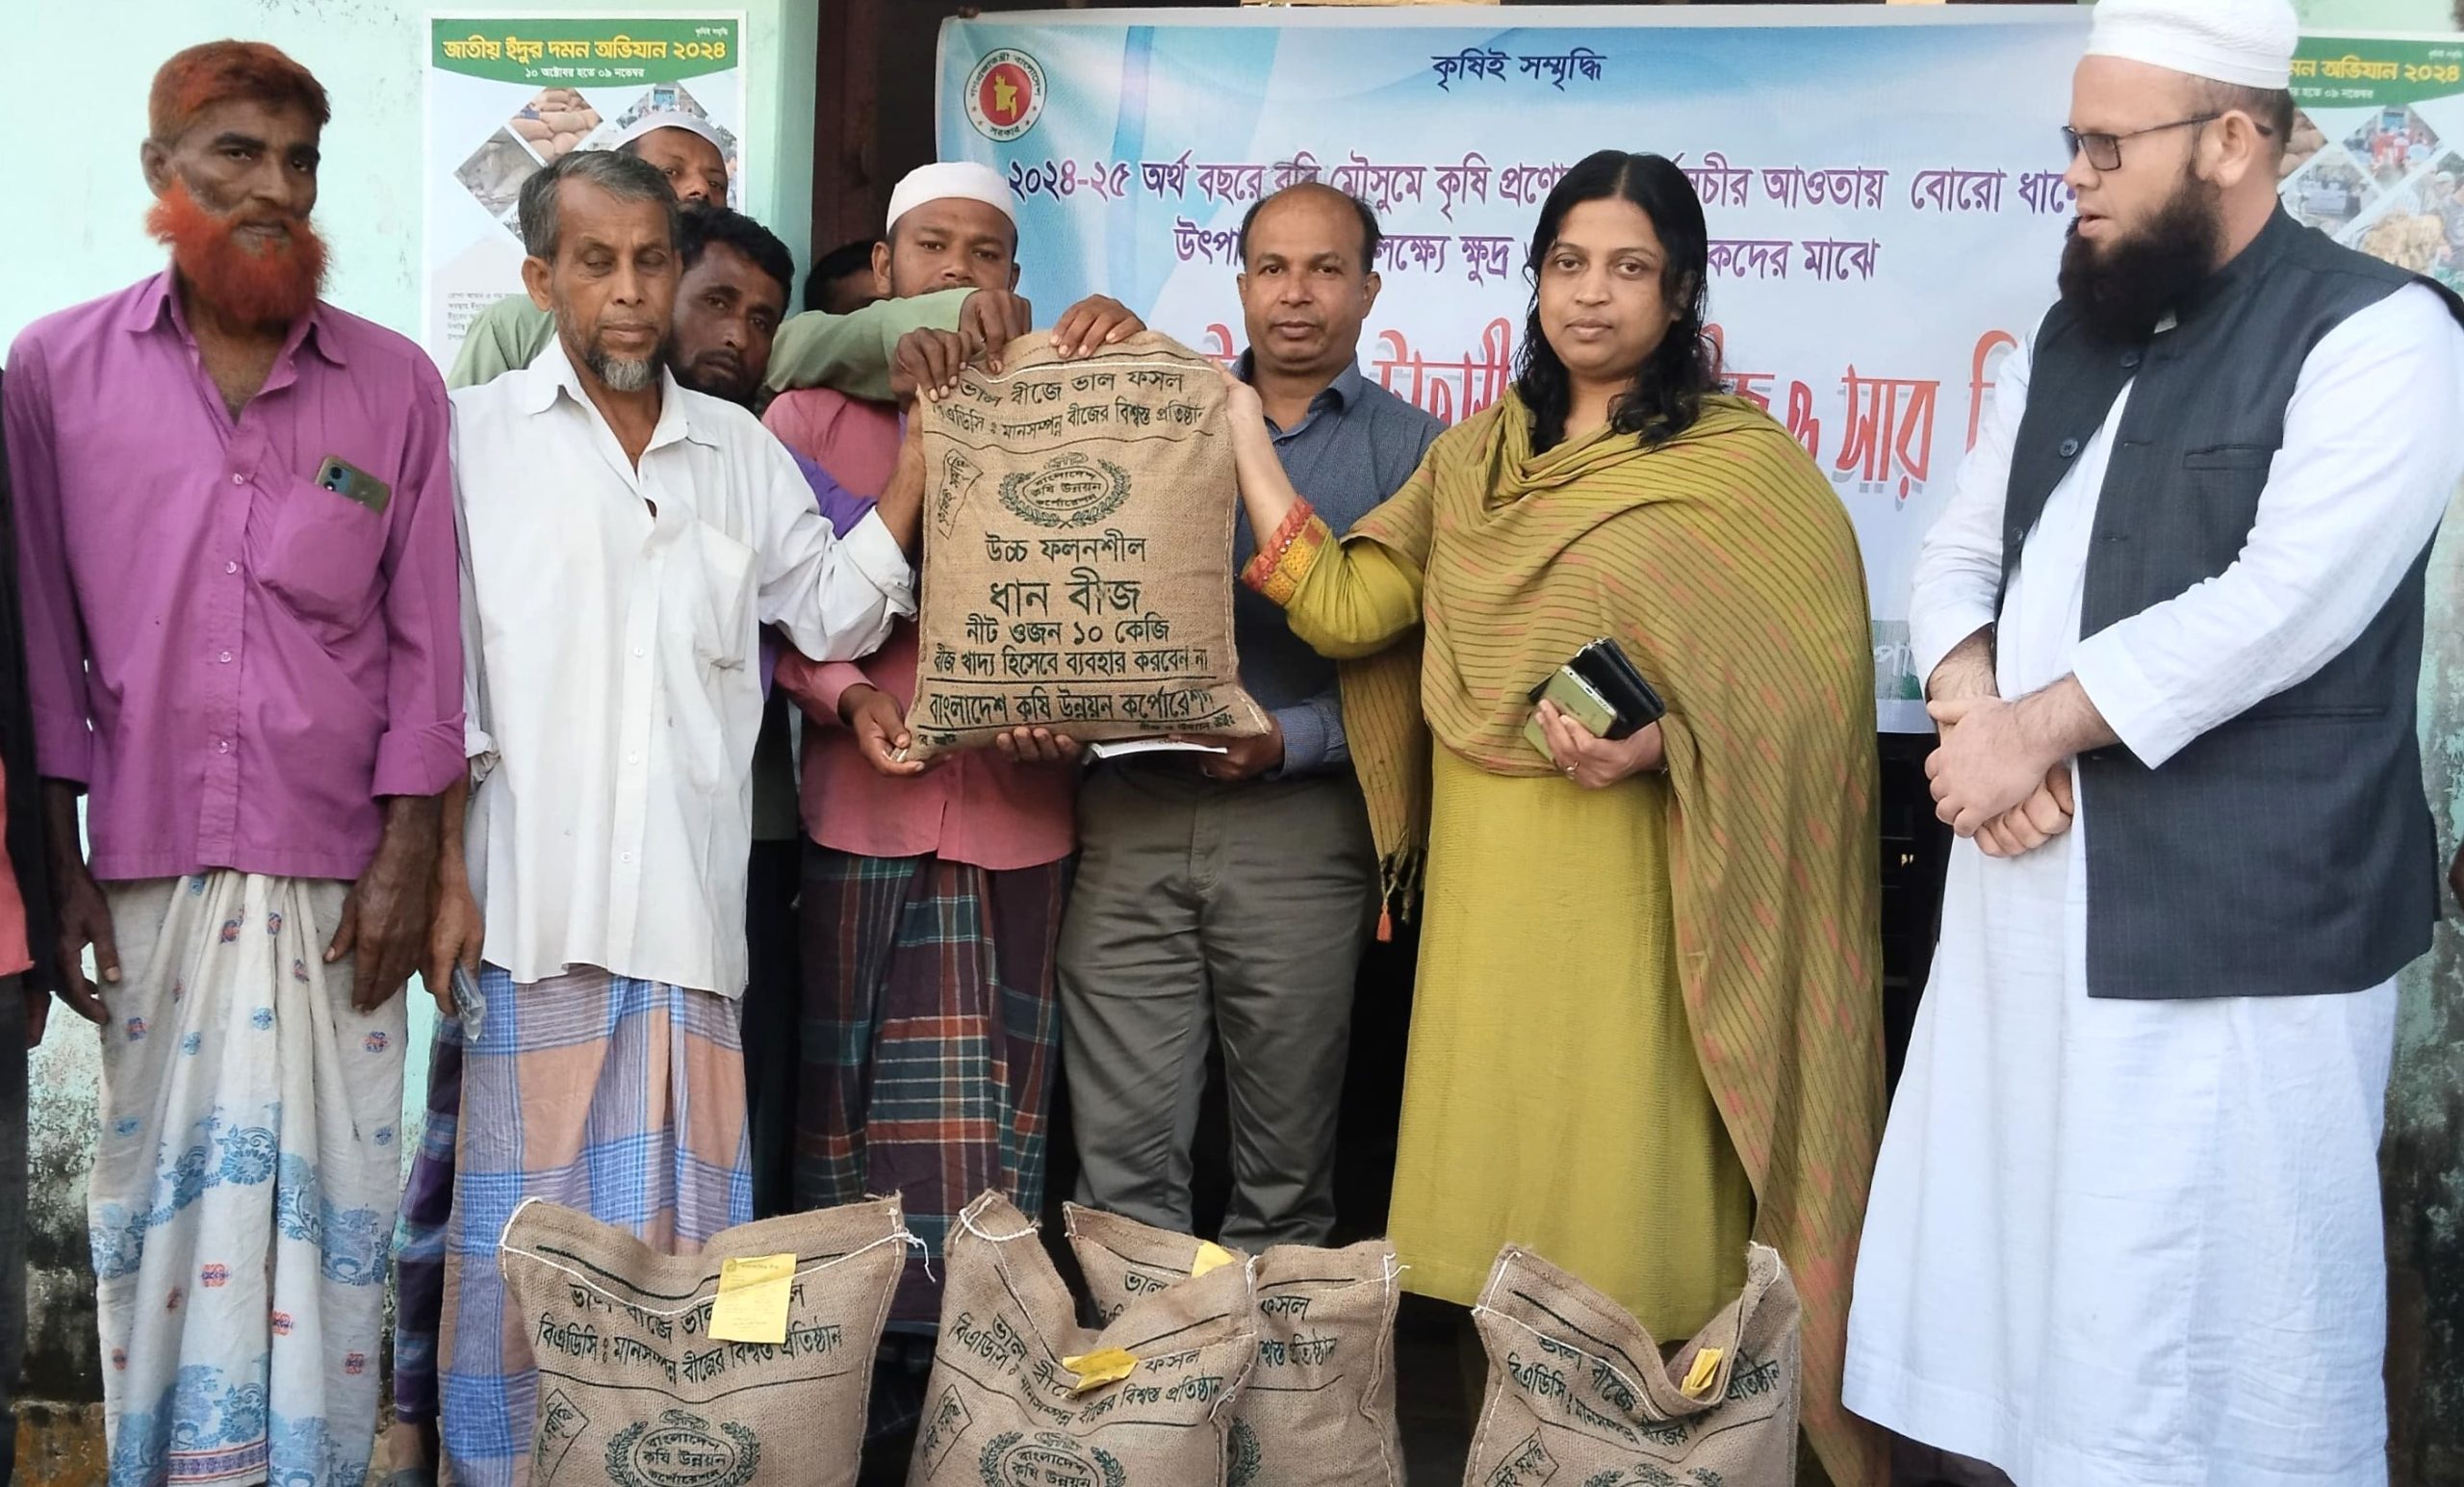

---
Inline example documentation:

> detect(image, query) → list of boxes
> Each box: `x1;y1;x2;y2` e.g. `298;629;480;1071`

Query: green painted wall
3;1;817;349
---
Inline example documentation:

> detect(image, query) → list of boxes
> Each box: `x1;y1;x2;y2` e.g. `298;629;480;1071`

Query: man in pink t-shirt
764;164;1140;1370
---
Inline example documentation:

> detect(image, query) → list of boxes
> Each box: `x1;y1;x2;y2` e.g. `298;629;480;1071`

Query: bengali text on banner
936;11;2464;730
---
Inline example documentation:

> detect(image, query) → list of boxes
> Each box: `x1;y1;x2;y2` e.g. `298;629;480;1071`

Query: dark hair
1514;150;1721;452
2202;81;2296;158
518;148;680;262
678;201;795;302
1236;182;1382;270
804;238;877;312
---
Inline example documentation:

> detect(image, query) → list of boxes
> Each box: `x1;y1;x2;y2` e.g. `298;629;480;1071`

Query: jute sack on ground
1065;1204;1404;1487
909;1192;1258;1486
498;1195;910;1487
1463;1243;1801;1487
906;329;1270;761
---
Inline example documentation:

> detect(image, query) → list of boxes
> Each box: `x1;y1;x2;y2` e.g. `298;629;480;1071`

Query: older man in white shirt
1845;1;2464;1484
432;148;925;1487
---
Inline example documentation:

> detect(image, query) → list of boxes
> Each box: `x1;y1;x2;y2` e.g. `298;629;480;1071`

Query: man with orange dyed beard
2;41;464;1486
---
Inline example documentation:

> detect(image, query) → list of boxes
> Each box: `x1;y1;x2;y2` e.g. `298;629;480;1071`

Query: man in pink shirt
765;162;1139;1411
3;43;464;1485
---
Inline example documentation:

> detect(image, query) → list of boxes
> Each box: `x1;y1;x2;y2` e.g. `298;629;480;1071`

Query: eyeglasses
2062;114;2271;172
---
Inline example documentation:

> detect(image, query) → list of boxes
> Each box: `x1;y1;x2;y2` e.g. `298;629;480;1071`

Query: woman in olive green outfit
1229;151;1888;1487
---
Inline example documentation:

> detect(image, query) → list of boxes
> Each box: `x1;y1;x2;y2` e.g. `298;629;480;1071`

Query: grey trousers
1058;763;1378;1249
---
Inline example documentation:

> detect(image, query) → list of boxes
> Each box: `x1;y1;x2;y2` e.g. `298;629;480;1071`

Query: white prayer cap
886;162;1016;234
614;110;727;155
2085;0;2298;91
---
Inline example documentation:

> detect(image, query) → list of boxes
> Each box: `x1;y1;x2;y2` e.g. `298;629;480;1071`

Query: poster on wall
2284;37;2464;294
936;11;2461;731
423;13;748;363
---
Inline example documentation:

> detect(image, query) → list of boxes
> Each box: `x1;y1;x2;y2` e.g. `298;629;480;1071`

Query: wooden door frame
808;0;886;256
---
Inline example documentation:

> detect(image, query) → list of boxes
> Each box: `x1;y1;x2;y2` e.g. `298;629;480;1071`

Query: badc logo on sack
966;48;1046;141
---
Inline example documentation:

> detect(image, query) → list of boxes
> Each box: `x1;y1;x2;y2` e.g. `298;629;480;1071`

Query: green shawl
1338;390;1888;1487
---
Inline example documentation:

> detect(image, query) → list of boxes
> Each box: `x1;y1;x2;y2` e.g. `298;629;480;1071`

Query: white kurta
449;341;915;998
1847;284;2464;1487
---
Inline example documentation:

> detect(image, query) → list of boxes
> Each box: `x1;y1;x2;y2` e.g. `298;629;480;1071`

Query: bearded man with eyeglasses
1843;0;2464;1484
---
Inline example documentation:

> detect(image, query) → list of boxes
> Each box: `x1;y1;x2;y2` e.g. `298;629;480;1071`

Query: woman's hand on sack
1538;702;1664;789
959;289;1035;372
841;684;928;777
1218;372;1274;454
1216;370;1302;549
1052;296;1143;359
993;728;1083;766
1219;368;1264;423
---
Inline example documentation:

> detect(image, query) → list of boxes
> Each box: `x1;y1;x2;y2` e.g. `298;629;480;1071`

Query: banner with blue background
937;8;2463;729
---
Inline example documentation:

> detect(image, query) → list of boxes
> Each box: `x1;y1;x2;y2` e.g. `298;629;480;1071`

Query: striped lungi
90;873;403;1487
436;965;750;1487
793;847;1065;1323
389;1010;465;1429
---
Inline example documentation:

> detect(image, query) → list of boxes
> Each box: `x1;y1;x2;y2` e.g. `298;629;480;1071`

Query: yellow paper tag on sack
707;1253;796;1345
1681;1346;1725;1398
1191;1242;1238;1278
1062;1347;1141;1394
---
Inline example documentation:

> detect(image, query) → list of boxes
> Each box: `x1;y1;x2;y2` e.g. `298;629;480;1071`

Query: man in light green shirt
445;281;974;395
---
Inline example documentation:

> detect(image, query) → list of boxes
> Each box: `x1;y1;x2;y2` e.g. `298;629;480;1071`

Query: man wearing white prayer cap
873;160;1022;294
757;157;1137;1429
1846;0;2464;1483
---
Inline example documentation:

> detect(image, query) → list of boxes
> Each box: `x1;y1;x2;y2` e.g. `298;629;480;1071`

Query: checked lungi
90;873;404;1487
436;964;750;1487
793;847;1065;1324
389;1010;464;1431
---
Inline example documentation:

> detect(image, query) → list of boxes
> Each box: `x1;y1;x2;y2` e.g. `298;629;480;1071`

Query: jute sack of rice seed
498;1194;910;1487
908;1192;1258;1486
1064;1205;1404;1487
1463;1243;1801;1487
904;329;1270;761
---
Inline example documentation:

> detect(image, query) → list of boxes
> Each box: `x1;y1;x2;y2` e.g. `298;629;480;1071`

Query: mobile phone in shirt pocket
261;467;389;630
315;456;391;514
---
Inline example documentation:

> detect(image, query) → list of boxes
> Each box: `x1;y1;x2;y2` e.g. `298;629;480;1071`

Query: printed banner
423;13;748;362
936;12;2464;731
2283;36;2464;295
